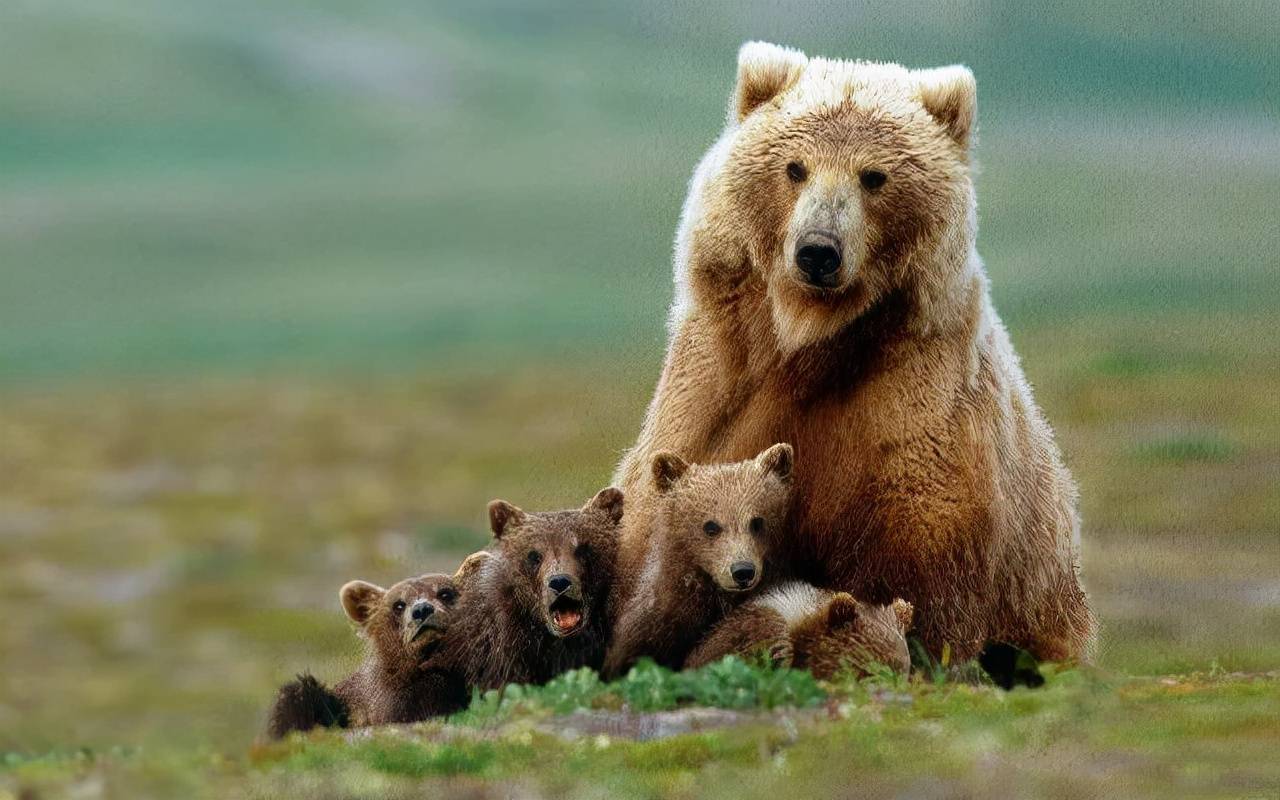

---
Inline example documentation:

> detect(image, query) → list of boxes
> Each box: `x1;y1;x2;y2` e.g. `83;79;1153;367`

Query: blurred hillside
2;0;1277;380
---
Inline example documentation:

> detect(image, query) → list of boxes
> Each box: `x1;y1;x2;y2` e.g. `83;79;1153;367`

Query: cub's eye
574;543;592;560
749;516;766;535
703;520;722;537
860;170;887;191
526;550;543;568
437;588;456;604
786;161;807;183
392;601;406;615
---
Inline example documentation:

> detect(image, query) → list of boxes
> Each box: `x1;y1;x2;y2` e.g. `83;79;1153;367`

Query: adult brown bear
614;42;1095;662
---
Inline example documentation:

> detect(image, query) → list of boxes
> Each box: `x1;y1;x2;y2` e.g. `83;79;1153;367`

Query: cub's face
340;573;460;664
486;487;623;639
796;594;914;678
699;43;977;351
652;443;793;593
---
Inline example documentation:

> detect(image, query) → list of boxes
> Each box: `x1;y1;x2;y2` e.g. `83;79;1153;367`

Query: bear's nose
795;233;842;285
730;562;757;588
410;600;434;621
548;574;573;594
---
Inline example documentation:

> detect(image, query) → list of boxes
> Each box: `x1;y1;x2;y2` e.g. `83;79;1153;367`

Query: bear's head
793;593;914;678
340;573;461;668
677;42;977;352
486;487;623;639
651;443;793;593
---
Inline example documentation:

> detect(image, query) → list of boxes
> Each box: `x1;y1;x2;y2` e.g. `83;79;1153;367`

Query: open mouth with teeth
547;596;585;636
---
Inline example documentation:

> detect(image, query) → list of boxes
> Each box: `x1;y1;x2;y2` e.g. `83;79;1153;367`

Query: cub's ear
914;65;976;148
755;442;794;481
733;41;807;122
585;486;625;525
453;551;491;587
827;592;861;628
339;580;385;625
488;499;525;539
651;451;689;493
891;598;915;633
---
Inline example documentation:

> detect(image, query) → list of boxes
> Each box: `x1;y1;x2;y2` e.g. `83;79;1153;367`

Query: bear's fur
266;573;467;738
614;42;1094;662
685;581;913;679
453;487;624;689
603;444;793;678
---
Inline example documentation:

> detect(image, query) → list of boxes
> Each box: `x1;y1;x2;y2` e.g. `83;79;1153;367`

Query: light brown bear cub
266;573;465;738
603;443;793;679
686;581;914;679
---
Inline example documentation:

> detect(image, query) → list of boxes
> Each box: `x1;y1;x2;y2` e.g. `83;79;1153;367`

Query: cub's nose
410;600;434;621
730;562;757;589
795;232;842;285
548;574;573;595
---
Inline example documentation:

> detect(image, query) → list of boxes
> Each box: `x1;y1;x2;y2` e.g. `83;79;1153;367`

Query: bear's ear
827;592;861;628
453;551;491;587
340;580;385;626
755;442;794;481
732;41;807;122
584;486;625;525
914;65;976;148
488;499;525;539
651;451;689;493
891;598;915;633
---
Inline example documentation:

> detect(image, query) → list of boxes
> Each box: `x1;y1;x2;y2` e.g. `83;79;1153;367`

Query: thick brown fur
452;488;623;689
687;582;913;679
265;573;467;738
603;444;793;678
615;42;1094;662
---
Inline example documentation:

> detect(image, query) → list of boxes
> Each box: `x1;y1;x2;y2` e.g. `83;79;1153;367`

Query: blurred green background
1;0;1278;760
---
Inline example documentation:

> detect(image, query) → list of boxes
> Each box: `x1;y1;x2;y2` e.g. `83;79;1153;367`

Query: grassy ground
2;1;1279;797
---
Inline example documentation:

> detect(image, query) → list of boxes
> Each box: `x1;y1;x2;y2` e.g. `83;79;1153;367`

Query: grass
1;0;1279;796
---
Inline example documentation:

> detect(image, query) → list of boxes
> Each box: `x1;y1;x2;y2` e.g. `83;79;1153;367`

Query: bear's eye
574;543;592;561
749;516;766;535
392;600;406;615
526;550;543;568
786;161;807;183
703;520;722;537
437;588;456;604
860;170;887;191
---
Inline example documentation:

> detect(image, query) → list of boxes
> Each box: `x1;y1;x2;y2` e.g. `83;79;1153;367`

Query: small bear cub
266;572;465;739
455;487;624;689
603;443;793;678
686;581;914;679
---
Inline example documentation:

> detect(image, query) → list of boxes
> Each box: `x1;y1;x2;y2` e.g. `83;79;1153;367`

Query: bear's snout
795;231;843;287
547;574;573;595
730;561;758;590
410;600;434;621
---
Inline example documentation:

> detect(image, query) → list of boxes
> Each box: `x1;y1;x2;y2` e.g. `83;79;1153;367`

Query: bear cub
455;487;624;689
266;572;466;738
686;581;914;679
603;443;793;678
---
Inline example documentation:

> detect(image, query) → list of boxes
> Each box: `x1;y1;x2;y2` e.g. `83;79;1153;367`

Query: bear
613;42;1095;663
602;443;793;679
685;581;914;680
452;487;624;689
266;572;467;738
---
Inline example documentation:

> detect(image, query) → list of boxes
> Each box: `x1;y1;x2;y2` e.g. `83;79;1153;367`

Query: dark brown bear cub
602;444;793;679
685;581;914;679
454;487;623;689
266;573;466;738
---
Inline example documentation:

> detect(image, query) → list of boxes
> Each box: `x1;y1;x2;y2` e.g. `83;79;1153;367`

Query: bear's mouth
406;618;445;646
547;596;585;637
